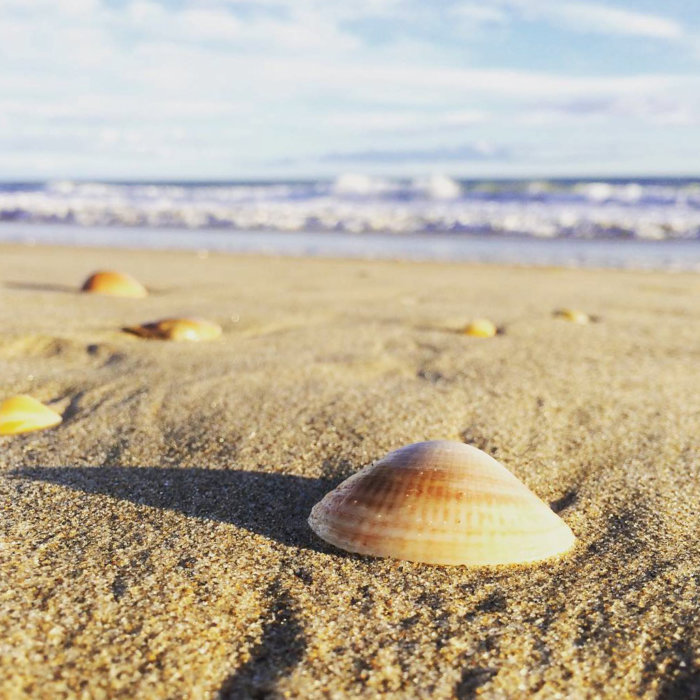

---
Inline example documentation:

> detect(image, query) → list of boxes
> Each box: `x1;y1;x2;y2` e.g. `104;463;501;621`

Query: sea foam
1;177;699;240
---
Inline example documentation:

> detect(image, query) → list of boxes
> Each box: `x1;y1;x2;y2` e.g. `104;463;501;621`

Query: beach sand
0;244;698;699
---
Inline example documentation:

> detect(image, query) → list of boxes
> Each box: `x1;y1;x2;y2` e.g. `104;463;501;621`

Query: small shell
125;318;222;341
309;441;575;566
553;308;590;324
0;395;62;435
463;318;497;337
81;271;147;298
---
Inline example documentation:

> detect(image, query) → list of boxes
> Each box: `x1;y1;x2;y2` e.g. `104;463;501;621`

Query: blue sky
1;0;699;179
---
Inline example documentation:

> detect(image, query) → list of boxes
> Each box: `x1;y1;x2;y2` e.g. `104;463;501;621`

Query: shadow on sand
13;466;341;553
3;281;78;294
218;588;307;699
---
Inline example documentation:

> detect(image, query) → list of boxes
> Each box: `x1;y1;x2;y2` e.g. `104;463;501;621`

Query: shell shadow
218;588;307;699
12;466;340;554
3;281;77;294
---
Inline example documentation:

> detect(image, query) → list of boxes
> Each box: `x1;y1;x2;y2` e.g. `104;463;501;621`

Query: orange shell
463;318;497;337
81;271;147;298
0;395;62;435
125;318;222;341
309;441;575;566
553;308;590;324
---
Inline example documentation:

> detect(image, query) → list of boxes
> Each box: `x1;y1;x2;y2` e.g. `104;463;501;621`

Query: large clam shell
0;395;62;435
81;271;148;298
309;441;575;566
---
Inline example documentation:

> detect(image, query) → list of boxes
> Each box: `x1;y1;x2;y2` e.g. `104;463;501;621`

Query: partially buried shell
553;308;590;324
309;440;575;566
463;318;497;337
81;271;148;298
125;318;222;341
0;395;62;435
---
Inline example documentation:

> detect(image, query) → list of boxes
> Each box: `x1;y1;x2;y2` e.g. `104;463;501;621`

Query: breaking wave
1;176;700;240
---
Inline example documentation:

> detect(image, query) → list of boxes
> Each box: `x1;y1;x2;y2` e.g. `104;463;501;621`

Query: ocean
1;176;699;270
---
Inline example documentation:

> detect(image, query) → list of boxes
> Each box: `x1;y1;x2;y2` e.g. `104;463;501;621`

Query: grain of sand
0;244;698;699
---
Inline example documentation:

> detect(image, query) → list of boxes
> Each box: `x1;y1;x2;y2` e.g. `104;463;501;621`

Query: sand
0;243;698;699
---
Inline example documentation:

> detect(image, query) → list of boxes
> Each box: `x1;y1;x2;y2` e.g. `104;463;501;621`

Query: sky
1;0;699;180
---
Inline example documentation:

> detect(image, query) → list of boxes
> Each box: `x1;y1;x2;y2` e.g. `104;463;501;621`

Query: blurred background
1;0;699;267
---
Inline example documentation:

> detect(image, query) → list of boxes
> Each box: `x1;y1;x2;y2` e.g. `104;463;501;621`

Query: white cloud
121;1;360;51
325;110;488;132
453;5;507;23
503;0;684;40
127;1;167;25
178;8;242;40
555;2;683;40
1;0;99;12
319;140;509;163
0;0;697;177
517;95;700;126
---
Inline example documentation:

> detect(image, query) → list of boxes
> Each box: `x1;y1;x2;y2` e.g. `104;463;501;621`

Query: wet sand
0;244;698;698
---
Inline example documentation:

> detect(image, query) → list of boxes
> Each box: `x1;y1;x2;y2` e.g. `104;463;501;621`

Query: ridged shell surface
81;271;148;298
309;441;575;566
0;395;62;435
126;318;222;341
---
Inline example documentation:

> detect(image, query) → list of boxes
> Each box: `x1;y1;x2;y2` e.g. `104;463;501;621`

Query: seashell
463;318;497;338
309;440;575;566
81;271;147;298
0;395;62;435
553;308;590;324
124;318;222;341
